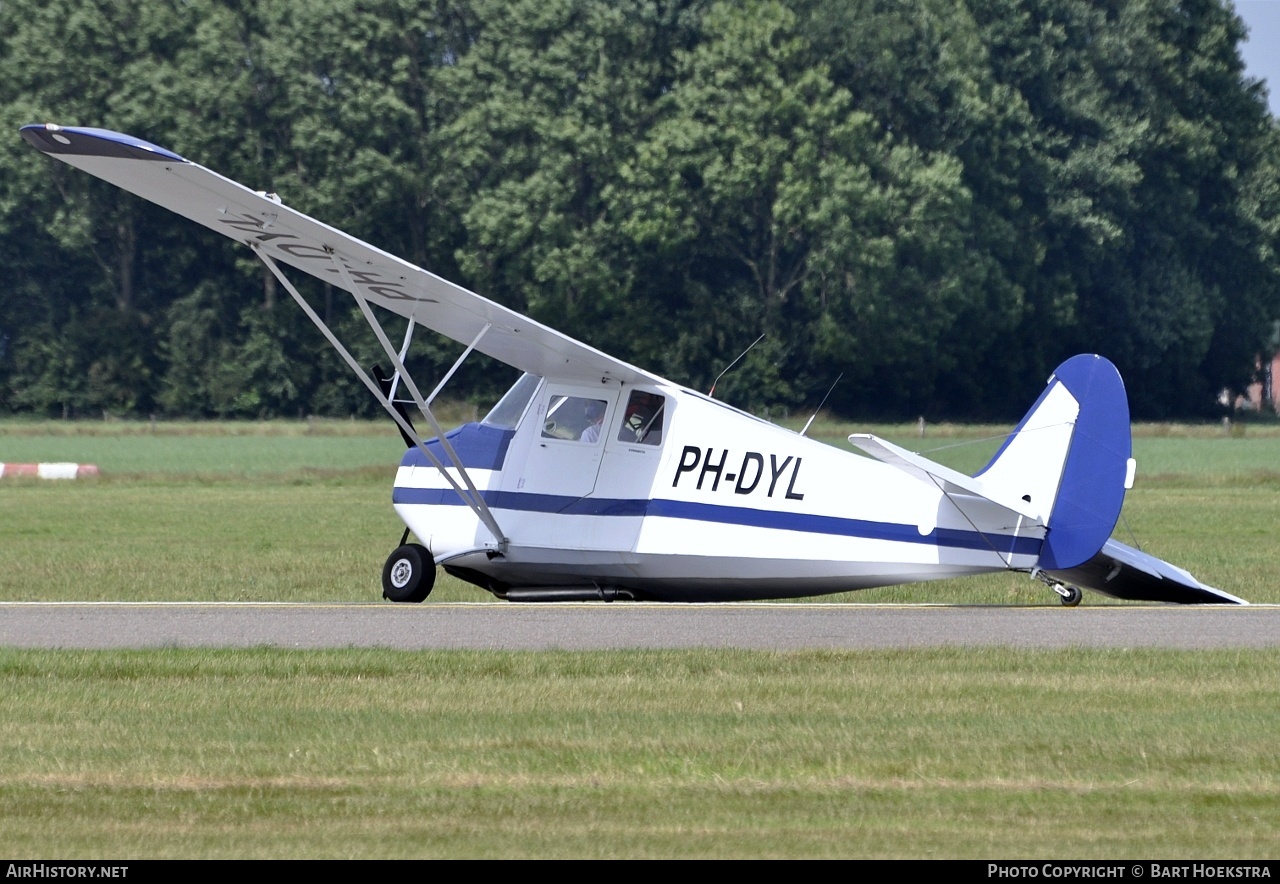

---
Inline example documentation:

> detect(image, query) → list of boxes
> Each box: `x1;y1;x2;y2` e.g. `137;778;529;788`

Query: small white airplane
22;123;1245;606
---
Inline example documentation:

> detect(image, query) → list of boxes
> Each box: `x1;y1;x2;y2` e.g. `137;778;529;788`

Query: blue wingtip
20;124;186;163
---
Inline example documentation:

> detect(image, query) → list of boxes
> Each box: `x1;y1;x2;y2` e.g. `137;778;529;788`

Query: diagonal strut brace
254;247;507;550
328;252;503;537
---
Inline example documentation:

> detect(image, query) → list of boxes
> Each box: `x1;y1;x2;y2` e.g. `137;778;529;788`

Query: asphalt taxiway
1;602;1276;650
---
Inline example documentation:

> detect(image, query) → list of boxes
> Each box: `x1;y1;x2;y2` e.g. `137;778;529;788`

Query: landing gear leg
382;543;435;603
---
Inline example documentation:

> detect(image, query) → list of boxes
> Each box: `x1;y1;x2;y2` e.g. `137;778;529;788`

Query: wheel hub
390;559;413;588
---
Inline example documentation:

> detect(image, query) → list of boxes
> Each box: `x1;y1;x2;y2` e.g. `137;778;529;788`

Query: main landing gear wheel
382;543;435;603
1054;583;1083;607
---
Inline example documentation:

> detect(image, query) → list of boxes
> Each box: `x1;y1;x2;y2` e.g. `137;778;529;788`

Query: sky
1234;0;1280;116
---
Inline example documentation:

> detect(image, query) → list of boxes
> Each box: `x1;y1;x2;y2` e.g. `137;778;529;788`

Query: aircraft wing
1045;539;1246;605
852;432;1243;604
21;124;664;388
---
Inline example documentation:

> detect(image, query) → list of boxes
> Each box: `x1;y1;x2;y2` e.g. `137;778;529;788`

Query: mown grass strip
1;467;1277;604
0;646;1276;859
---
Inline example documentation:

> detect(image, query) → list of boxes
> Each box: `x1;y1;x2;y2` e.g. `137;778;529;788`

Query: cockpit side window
541;395;609;443
618;391;665;445
482;373;542;429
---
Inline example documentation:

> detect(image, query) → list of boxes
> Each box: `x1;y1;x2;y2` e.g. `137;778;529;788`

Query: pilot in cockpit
579;400;606;443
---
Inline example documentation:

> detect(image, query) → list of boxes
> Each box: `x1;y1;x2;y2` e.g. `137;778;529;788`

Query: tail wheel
1056;583;1083;607
382;543;435;603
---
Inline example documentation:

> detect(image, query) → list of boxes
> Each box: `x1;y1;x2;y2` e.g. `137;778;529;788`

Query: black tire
1060;584;1083;607
382;543;435;603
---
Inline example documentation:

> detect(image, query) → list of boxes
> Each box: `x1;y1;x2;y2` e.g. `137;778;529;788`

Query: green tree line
1;0;1277;420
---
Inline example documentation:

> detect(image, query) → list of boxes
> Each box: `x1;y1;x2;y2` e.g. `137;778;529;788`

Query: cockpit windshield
481;373;542;429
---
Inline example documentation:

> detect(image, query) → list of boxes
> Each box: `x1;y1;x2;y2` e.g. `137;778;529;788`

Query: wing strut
386;318;415;404
255;248;508;550
427;321;491;407
329;252;506;542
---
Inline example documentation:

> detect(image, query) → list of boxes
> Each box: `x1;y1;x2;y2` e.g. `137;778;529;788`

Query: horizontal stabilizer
849;434;1042;522
1045;539;1245;605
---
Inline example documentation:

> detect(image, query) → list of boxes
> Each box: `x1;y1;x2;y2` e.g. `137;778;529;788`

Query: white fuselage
392;378;1042;600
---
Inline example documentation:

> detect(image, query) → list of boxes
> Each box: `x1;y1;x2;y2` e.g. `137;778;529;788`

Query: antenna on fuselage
708;333;766;398
800;373;843;437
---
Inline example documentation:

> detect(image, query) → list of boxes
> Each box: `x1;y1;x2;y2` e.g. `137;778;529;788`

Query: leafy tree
0;0;216;413
0;0;1276;420
434;0;706;372
959;0;1277;416
618;1;983;413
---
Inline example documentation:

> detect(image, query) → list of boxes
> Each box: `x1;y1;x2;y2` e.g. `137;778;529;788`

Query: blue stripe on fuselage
390;486;1041;555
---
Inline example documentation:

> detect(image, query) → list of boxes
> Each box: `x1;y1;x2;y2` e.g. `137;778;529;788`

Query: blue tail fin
976;354;1133;571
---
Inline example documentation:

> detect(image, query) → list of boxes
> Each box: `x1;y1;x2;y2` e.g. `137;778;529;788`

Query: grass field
0;647;1276;859
1;417;1278;858
2;415;1278;604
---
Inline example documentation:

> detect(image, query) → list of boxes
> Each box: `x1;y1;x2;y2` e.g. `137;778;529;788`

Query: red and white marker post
0;463;100;479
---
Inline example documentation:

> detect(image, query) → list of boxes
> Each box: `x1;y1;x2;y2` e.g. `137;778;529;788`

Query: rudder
976;355;1133;571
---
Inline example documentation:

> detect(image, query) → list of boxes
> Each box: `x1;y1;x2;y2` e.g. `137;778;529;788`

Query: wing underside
1046;539;1245;605
21;124;661;388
